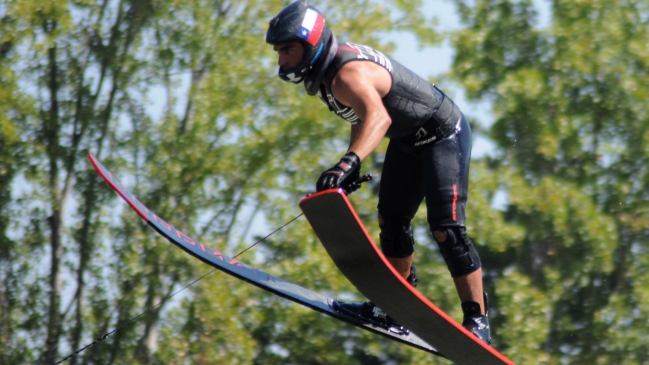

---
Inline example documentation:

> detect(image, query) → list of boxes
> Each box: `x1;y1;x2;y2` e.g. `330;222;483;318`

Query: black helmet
266;0;332;85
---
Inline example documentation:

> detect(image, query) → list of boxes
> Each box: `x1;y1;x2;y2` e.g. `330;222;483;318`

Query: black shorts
377;115;471;229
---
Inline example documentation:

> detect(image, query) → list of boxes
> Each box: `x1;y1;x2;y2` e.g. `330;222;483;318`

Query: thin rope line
232;213;303;259
55;213;302;364
55;269;215;364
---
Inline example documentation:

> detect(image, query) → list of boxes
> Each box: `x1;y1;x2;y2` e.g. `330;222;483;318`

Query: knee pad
379;214;415;258
433;226;481;277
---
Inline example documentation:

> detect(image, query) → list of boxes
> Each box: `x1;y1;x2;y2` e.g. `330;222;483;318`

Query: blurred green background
1;0;648;364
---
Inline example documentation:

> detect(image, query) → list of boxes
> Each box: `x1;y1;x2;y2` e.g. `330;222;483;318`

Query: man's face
273;41;304;71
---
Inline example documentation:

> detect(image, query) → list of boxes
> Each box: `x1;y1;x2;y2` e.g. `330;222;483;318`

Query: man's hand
316;152;361;192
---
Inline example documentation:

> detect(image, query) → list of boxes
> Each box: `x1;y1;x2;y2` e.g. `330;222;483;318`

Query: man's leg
423;116;491;344
433;229;485;314
377;141;425;287
453;269;485;314
384;254;414;280
333;141;423;326
378;212;419;286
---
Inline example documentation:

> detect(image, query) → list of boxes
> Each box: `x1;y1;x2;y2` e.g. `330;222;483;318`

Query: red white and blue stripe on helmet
298;9;325;46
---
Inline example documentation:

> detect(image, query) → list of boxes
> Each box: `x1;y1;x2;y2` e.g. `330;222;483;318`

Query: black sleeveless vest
318;42;461;142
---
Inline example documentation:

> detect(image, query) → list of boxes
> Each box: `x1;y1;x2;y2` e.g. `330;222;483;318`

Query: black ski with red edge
87;154;440;356
299;189;516;365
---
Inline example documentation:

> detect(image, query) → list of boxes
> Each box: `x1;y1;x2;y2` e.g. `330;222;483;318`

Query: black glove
316;152;361;192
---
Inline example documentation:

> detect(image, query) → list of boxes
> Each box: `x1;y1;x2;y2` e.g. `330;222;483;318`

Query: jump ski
299;189;516;365
87;154;440;357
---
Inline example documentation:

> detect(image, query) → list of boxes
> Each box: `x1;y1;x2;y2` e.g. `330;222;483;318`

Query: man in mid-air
266;0;491;344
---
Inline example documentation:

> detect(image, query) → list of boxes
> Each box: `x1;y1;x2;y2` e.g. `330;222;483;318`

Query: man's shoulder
336;43;393;74
332;58;392;100
336;42;387;58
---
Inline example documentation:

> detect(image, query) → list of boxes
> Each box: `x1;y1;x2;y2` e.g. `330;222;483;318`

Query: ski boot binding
461;293;491;345
333;300;409;335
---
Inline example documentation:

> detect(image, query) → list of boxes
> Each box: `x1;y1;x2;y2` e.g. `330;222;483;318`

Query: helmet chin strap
282;69;304;83
278;63;304;83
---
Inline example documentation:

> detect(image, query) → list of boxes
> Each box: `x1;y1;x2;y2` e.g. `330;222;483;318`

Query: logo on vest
416;127;428;140
415;127;437;146
346;43;393;72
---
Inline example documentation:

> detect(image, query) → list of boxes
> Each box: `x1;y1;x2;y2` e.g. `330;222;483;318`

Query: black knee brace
379;214;415;258
433;226;481;277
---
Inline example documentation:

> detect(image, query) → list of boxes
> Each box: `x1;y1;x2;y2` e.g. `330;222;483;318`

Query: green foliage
452;0;649;363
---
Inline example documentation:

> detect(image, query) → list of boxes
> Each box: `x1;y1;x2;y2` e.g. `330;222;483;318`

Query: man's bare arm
331;61;392;161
